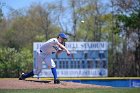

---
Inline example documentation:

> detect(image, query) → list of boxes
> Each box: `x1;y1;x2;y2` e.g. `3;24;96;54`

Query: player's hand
67;51;71;56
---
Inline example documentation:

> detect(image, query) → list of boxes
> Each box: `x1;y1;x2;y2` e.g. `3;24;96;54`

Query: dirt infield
0;78;111;89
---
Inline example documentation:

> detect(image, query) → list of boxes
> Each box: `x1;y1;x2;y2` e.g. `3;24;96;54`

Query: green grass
0;88;140;93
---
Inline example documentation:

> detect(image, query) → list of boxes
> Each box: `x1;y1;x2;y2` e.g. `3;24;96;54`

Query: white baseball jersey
40;38;60;55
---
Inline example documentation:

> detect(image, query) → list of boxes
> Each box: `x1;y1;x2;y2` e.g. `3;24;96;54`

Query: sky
0;0;57;16
1;0;109;16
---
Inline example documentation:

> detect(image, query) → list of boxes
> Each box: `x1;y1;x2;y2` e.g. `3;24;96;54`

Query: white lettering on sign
33;42;44;50
34;42;108;51
65;42;108;50
34;69;108;77
131;80;140;87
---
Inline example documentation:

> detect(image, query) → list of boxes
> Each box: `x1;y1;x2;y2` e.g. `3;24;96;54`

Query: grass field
0;88;140;93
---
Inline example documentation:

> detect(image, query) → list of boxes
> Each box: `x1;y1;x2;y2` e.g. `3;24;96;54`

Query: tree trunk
135;31;140;76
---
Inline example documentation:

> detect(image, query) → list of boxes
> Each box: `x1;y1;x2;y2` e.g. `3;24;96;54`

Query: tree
27;3;60;40
67;0;109;41
110;0;140;76
0;2;61;50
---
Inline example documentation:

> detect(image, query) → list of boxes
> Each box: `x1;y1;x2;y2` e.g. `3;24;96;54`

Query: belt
40;50;49;55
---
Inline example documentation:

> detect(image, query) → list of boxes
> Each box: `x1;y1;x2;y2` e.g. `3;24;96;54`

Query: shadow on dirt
25;80;51;83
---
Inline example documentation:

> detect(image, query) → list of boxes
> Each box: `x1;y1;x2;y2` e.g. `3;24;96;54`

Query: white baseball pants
33;51;56;75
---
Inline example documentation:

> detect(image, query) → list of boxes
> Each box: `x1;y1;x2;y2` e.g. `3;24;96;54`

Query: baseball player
19;33;70;84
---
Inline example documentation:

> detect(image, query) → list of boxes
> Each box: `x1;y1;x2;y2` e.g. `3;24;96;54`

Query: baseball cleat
19;73;25;80
54;79;60;84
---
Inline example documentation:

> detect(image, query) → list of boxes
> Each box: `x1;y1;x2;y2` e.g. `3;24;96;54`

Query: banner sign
33;42;108;77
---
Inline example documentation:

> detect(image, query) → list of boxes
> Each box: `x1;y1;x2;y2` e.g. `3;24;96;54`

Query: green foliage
0;47;33;78
0;2;61;78
117;11;140;29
